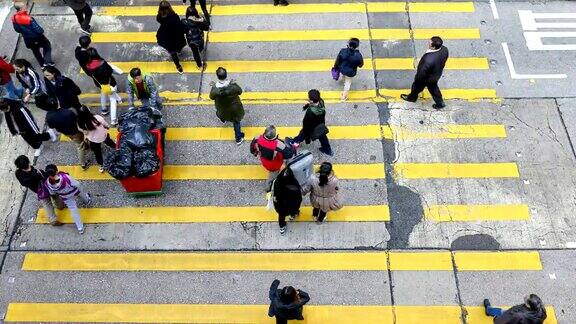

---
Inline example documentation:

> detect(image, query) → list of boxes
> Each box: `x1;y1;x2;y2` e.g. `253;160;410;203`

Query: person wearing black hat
268;279;310;324
401;36;449;109
484;294;547;324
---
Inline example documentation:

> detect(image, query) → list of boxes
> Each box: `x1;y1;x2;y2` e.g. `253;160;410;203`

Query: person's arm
147;76;159;108
0;58;14;73
69;78;82;96
276;140;295;159
269;279;280;300
230;83;243;96
297;290;310;305
414;57;430;82
126;78;135;108
12;21;22;34
97;115;110;129
27;70;41;95
358;52;364;68
334;49;343;69
209;86;218;100
30;18;44;35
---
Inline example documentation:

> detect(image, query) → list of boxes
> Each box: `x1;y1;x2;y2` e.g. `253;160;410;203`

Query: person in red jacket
0;56;23;100
12;2;54;67
250;125;296;192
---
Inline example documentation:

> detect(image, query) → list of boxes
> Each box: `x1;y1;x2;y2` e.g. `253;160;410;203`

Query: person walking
288;89;332;156
43;66;82;109
268;279;310;324
183;0;210;25
84;48;123;125
250;125;295;192
303;162;342;223
12;2;54;68
63;0;93;35
272;167;302;235
127;67;162;111
273;0;289;6
209;67;245;144
401;36;449;109
14;59;46;104
156;1;187;74
0;96;57;156
14;155;64;226
333;38;363;101
484;294;547;324
75;35;101;75
44;164;91;234
182;6;209;69
76;106;116;173
0;55;23;101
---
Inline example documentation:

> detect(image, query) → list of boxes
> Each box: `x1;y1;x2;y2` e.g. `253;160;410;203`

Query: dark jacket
12;10;44;44
415;46;449;83
0;57;15;85
75;46;102;75
156;13;187;52
46;108;80;136
16;67;45;96
85;58;116;87
494;304;547;324
45;75;82;109
182;17;209;51
334;47;364;77
273;168;302;216
301;101;327;143
15;166;46;193
209;81;245;122
63;0;88;10
2;99;42;136
268;280;310;320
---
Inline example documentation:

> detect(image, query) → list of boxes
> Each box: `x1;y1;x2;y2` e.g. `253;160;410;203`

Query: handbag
310;124;329;141
92;76;113;95
331;67;340;80
36;181;50;200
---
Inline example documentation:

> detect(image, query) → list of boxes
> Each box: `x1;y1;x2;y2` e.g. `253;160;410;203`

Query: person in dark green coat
209;67;245;145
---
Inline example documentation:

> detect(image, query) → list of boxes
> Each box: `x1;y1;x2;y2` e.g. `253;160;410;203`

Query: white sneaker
279;226;286;235
34;144;44;157
47;128;59;142
78;227;85;234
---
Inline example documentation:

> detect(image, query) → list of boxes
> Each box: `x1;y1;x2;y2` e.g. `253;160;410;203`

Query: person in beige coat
304;162;342;222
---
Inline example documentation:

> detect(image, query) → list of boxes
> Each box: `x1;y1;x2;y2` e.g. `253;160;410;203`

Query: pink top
82;115;110;143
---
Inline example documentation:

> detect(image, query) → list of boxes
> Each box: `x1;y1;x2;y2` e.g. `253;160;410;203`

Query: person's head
76;105;98;131
14;155;30;170
87;48;100;60
13;2;26;11
318;162;333;186
45;164;59;181
216;67;227;81
264;125;277;140
524;294;544;311
308;89;322;104
43;65;62;81
130;67;143;83
186;6;200;19
429;36;443;50
79;35;92;49
348;37;360;49
280;286;298;304
13;58;32;73
158;0;175;18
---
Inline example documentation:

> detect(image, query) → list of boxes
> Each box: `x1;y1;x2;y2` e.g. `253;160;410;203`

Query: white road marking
524;31;576;51
519;10;576;31
490;0;499;20
566;242;576;248
501;42;568;79
0;2;12;35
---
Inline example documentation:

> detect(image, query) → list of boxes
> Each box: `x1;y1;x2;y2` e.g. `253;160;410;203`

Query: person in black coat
289;89;332;156
334;38;363;101
156;1;187;74
484;294;547;324
401;36;449;109
182;6;209;69
0;96;56;156
43;66;81;109
268;279;310;324
272;167;302;235
75;35;102;76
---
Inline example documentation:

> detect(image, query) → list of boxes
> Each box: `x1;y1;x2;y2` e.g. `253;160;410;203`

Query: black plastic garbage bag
122;125;156;149
118;110;153;133
104;147;132;180
133;149;160;178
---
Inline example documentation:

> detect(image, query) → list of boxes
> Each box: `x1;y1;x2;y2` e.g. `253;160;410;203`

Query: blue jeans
486;306;503;317
233;121;244;141
2;80;23;100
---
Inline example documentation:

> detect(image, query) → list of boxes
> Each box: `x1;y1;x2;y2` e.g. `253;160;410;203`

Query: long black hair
306;89;324;108
76;105;102;131
13;58;33;70
318;162;333;187
43;65;62;79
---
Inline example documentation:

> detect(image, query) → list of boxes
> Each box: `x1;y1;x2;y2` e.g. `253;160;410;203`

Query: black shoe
319;147;333;156
273;0;279;5
279;0;288;5
177;66;184;75
400;94;416;102
433;103;446;109
483;299;491;316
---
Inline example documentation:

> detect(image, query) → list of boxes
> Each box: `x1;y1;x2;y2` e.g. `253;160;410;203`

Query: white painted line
524;31;576;51
490;0;499;20
0;2;12;35
501;42;568;79
566;242;576;248
519;10;576;31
